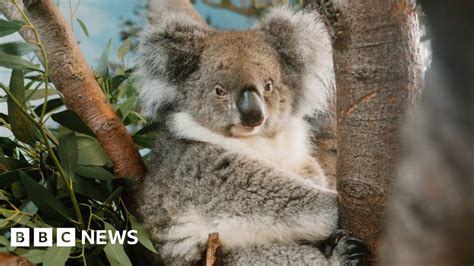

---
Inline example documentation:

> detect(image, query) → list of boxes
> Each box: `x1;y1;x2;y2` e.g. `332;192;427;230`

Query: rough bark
332;0;423;258
0;0;145;179
380;0;474;265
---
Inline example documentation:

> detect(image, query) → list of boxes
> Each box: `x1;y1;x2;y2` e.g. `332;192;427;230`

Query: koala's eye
264;80;273;93
214;84;228;98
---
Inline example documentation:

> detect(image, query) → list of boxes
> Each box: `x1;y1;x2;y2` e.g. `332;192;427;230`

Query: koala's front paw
322;229;371;266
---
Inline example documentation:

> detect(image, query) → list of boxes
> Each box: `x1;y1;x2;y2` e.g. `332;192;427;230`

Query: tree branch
0;0;145;179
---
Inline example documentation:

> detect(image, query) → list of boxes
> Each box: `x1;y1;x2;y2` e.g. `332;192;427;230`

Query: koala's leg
223;232;369;266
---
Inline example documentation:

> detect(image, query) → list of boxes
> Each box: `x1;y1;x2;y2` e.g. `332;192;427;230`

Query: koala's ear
257;7;335;116
135;15;208;117
138;15;208;82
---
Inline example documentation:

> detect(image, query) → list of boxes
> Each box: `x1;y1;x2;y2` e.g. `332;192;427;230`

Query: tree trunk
332;0;422;259
0;0;145;179
381;0;474;265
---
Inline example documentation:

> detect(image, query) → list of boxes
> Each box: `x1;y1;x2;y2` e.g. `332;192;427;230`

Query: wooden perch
0;0;145;179
204;233;222;266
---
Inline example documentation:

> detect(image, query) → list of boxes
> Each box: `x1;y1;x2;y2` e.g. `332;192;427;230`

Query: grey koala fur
134;6;366;265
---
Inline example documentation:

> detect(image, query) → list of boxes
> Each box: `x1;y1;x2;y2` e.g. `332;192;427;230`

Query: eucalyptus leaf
0;158;30;173
117;38;131;61
19;171;72;222
14;248;46;264
75;165;114;180
77;135;111;166
72;175;109;201
0;235;9;247
103;222;132;266
34;98;64;116
7;70;36;145
110;74;127;93
0;137;17;156
43;246;71;266
97;40;112;77
0;170;23;187
132;134;156;149
25;89;59;102
77;18;89;37
118;95;136;120
129;215;158;254
51;110;94;136
0;53;40;71
0;42;38;56
58;128;78;179
0;19;24;37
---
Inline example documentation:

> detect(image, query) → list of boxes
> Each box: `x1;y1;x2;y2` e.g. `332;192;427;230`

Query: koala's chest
240;136;311;175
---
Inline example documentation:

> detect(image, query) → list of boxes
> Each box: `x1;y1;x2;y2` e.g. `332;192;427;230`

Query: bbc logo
11;228;76;247
10;228;138;247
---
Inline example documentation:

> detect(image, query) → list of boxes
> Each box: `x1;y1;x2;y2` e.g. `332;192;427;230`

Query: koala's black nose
237;88;265;127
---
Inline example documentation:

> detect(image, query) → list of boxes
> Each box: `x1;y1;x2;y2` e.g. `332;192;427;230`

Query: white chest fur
169;112;312;175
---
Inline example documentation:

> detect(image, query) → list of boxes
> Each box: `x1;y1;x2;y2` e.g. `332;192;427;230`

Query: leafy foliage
0;12;157;266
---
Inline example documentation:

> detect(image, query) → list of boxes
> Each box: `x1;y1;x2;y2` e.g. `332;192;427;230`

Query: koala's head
135;7;334;138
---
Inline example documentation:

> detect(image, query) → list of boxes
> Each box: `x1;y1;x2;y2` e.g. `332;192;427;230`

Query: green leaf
117;95;136;121
34;98;64;116
0;158;30;173
117;38;131;61
110;74;127;93
24;88;59;102
19;171;72;221
0;190;10;201
58;127;78;179
132;134;156;149
103;222;133;266
103;186;122;205
76;18;89;37
0;137;16;156
0;235;10;247
0;208;35;228
72;175;109;201
51;110;94;136
97;40;112;77
11;180;25;198
14;248;46;264
7;70;37;145
0;52;40;71
0;170;23;187
43;246;71;266
0;19;24;37
75;165;114;180
76;135;111;166
0;42;38;56
129;215;158;254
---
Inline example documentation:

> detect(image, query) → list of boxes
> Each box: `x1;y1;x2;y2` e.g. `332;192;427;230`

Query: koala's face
136;8;334;138
182;32;293;138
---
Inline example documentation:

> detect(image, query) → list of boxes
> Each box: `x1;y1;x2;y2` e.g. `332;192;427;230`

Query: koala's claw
322;230;371;266
343;238;369;254
327;229;346;247
347;253;368;260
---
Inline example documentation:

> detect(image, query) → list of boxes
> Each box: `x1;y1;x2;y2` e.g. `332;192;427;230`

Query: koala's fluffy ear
135;14;208;117
257;7;335;116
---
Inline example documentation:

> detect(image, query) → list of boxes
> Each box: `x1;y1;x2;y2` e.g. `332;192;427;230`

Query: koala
134;6;368;265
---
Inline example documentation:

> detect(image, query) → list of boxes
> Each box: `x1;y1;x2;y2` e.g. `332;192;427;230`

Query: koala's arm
138;137;338;264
